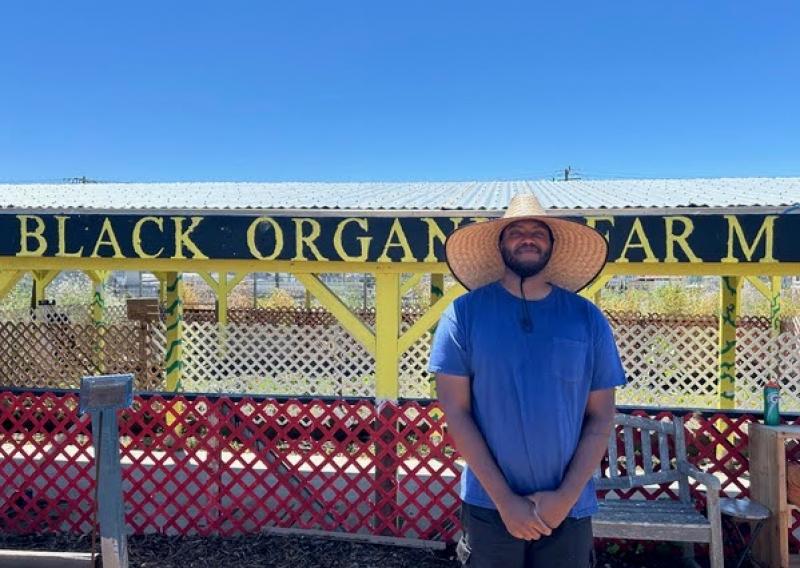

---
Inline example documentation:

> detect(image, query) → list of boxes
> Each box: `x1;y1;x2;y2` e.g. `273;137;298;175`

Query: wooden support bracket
294;273;376;354
398;283;465;353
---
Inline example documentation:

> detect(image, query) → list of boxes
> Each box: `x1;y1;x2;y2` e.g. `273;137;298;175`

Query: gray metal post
80;374;134;568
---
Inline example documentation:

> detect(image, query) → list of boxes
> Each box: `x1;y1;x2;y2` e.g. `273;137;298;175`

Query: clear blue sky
1;1;798;183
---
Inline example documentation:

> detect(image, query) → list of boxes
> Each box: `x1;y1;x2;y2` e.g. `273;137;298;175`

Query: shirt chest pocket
548;337;588;383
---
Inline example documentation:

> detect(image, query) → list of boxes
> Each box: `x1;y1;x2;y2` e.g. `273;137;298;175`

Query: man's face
499;220;553;279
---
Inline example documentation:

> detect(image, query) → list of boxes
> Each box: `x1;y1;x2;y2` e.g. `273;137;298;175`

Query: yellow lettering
55;216;85;257
16;215;47;257
664;216;700;263
246;217;284;260
172;216;208;259
90;218;125;258
377;218;416;262
132;216;165;259
333;218;371;262
585;216;615;242
421;218;464;262
616;218;658;263
292;218;328;261
722;215;777;263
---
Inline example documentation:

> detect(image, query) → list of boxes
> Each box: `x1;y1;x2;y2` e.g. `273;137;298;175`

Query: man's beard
500;244;552;279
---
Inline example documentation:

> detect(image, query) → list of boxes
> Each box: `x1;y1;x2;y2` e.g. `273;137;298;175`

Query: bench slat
641;429;653;475
658;431;670;471
595;510;707;525
623;426;636;475
594;469;680;490
599;499;691;511
607;429;618;478
592;522;711;543
611;414;675;433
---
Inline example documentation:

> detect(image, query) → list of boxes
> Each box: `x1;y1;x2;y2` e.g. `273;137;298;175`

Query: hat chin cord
519;277;533;333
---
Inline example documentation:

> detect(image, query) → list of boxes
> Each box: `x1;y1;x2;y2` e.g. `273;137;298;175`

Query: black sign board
1;212;793;264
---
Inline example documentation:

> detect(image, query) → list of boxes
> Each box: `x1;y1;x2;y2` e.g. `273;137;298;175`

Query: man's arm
528;387;616;529
437;373;551;540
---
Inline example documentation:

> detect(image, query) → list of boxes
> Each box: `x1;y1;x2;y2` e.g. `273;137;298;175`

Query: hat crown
503;193;547;219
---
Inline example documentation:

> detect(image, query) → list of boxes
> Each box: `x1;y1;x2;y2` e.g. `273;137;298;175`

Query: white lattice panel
400;331;433;399
613;322;718;408
181;322;377;397
737;329;800;411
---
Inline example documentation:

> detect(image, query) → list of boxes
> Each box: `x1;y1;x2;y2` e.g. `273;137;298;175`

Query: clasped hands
497;490;573;541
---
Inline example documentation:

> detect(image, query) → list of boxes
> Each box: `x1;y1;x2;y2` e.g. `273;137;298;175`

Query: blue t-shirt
428;282;627;517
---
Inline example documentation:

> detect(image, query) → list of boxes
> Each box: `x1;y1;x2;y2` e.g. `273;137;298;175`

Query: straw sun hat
445;193;609;292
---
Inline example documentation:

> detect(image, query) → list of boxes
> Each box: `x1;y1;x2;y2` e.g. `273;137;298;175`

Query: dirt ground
0;532;714;567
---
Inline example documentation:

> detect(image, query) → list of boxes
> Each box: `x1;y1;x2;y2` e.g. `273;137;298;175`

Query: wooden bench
593;414;723;568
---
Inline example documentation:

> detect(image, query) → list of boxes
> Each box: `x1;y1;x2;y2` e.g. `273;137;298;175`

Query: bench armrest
678;462;721;493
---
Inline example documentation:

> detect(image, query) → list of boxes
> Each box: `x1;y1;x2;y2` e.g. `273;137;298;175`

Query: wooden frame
750;423;800;568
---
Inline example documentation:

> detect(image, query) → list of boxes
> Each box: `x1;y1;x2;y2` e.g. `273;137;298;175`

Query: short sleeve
590;310;627;391
428;302;471;378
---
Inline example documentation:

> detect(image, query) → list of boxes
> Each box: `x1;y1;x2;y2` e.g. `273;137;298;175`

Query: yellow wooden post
770;276;781;335
199;272;247;357
151;272;168;305
164;272;185;393
85;270;110;373
373;272;402;533
375;273;401;401
718;276;741;409
429;273;445;397
769;276;783;390
31;270;59;308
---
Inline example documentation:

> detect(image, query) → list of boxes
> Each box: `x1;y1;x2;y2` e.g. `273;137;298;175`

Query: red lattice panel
1;390;799;548
0;392;95;534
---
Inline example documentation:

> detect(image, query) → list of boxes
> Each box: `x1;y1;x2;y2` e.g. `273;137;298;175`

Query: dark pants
457;503;595;568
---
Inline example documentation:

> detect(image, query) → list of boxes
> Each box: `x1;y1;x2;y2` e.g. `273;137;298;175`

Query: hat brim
445;216;609;292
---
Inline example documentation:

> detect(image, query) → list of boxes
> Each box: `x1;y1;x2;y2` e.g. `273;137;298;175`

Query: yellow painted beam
579;273;612;303
199;271;248;326
198;271;221;294
295;273;376;354
603;261;800;277
400;273;424;296
745;276;771;300
375;273;401;400
31;270;59;305
5;254;800;277
84;270;110;285
0;256;451;275
398;283;465;354
226;271;247;291
0;271;25;300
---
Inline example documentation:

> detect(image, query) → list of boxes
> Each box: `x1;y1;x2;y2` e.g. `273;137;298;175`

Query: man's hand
496;494;552;541
525;490;574;530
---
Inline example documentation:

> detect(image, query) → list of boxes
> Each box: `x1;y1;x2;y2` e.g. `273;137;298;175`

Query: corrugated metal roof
0;177;798;214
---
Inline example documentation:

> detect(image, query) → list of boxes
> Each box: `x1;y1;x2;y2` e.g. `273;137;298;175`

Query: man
429;194;627;567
